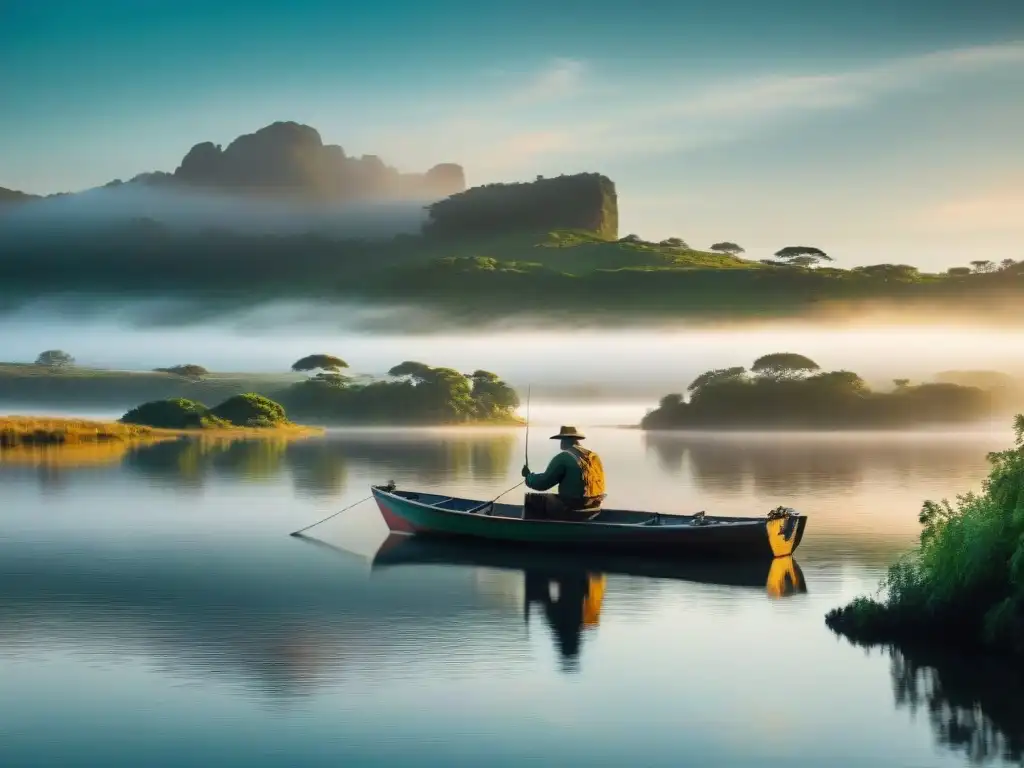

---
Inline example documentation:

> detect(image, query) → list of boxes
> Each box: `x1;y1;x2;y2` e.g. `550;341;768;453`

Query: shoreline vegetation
0;355;523;427
641;354;1018;431
825;414;1024;660
2;355;1021;431
0;414;321;450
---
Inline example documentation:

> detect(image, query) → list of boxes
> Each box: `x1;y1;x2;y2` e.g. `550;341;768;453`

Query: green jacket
525;447;606;499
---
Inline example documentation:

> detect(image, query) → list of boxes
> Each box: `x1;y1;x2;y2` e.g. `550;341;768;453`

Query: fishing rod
525;383;531;469
467;383;532;515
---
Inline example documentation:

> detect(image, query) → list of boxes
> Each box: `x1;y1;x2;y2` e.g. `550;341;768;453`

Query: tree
469;370;519;414
970;260;995;274
619;234;643;243
853;264;920;281
291;354;349;375
751;353;820;381
808;370;868;393
155;364;209;381
1000;258;1017;271
388;360;436;384
312;371;348;385
893;378;911;390
710;242;744;256
659;237;688;248
774;246;832;267
659;393;684;409
121;398;221;429
210;393;288;428
686;366;747;395
35;350;74;368
946;267;972;277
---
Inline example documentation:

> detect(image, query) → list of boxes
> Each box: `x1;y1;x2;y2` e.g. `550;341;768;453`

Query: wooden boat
371;533;808;598
370;483;807;559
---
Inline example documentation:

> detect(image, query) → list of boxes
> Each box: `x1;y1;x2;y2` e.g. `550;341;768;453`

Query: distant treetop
751;352;821;380
710;242;744;255
774;246;832;267
291;354;349;373
35;350;74;368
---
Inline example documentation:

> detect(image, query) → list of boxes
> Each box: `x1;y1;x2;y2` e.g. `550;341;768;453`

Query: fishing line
289;495;372;536
525;383;531;468
294;385;535;527
468;384;532;515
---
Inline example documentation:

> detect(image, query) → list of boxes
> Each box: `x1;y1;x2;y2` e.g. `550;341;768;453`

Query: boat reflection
370;534;807;671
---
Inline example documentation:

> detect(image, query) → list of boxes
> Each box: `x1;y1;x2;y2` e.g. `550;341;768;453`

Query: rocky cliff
422;173;618;239
169;121;465;201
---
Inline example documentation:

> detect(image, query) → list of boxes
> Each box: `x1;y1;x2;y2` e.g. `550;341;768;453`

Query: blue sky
2;0;1023;268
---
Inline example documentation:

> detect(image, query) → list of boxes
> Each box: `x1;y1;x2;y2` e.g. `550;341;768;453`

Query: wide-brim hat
550;425;586;440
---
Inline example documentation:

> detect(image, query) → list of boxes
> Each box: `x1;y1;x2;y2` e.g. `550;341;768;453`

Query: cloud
424;40;1024;172
916;191;1024;234
507;58;586;105
673;41;1024;122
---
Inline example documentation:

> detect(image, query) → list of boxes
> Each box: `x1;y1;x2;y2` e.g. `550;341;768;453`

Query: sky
2;0;1023;268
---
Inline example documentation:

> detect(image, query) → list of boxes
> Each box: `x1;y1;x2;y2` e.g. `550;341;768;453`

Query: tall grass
0;416;159;446
826;414;1024;656
0;415;321;449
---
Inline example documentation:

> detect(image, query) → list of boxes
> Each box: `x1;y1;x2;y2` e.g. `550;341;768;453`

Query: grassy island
2;391;318;450
825;415;1024;659
0;357;522;426
640;353;1000;431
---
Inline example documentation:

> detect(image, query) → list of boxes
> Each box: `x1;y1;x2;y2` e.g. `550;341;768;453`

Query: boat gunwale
370;485;802;530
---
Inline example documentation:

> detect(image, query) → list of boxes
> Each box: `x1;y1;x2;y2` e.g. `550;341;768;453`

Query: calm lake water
2;424;1023;767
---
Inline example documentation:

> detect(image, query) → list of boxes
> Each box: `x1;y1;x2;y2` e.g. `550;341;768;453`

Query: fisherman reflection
523;568;606;671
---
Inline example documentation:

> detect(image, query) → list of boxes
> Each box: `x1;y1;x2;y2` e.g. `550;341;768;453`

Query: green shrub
826;414;1024;656
210;393;288;427
120;398;223;429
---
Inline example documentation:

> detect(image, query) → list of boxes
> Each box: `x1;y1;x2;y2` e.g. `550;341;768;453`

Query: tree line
279;358;521;424
14;351;521;426
641;353;997;430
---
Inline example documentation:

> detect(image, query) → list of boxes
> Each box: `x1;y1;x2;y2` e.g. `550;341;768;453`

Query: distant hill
165;121;464;201
0;188;42;204
0;120;464;209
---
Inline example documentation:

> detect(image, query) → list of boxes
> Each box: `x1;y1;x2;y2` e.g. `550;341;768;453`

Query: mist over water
2;302;1022;403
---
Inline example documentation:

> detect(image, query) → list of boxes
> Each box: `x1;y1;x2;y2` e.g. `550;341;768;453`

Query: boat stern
765;509;808;557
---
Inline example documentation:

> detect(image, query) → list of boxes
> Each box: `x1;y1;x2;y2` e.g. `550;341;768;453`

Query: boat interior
382;488;770;527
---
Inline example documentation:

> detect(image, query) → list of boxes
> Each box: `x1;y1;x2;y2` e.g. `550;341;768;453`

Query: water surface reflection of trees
117;431;516;495
887;647;1024;765
645;434;995;494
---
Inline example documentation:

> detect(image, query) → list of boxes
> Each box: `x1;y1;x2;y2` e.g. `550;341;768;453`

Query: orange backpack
570;446;607;497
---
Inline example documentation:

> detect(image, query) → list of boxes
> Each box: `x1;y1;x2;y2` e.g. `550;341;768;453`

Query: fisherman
521;425;607;521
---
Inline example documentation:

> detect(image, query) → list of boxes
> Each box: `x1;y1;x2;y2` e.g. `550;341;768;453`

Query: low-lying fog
3;301;1022;403
0;183;431;238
